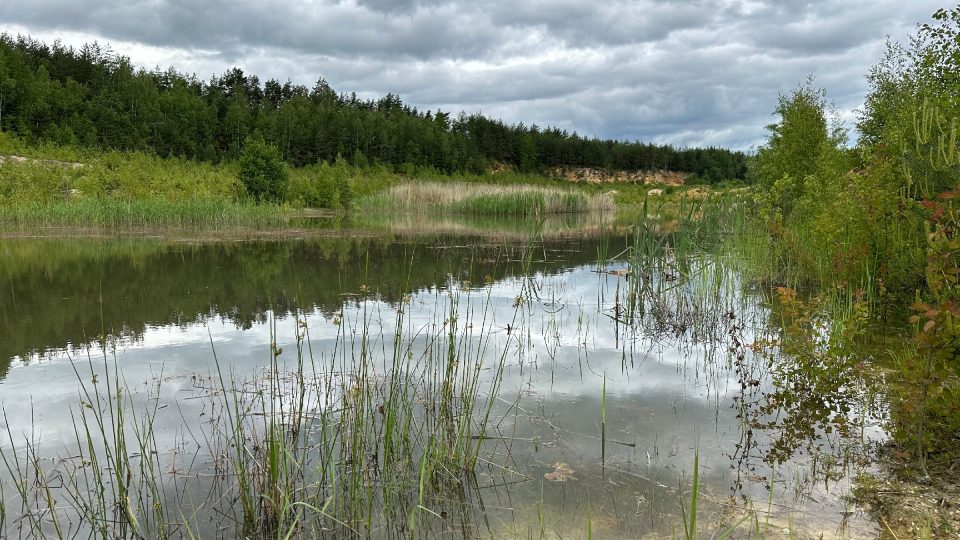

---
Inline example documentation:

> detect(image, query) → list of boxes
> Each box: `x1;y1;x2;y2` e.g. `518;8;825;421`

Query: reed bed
359;181;616;216
0;197;286;228
346;208;620;240
614;192;756;340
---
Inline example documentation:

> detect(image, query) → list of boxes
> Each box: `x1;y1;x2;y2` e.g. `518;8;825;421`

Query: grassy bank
0;134;243;202
0;133;289;227
2;131;721;227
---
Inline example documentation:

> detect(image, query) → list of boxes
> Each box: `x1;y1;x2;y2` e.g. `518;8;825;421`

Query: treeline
0;34;746;181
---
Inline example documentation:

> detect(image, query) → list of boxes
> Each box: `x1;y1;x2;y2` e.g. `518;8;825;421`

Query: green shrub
287;162;337;208
238;138;288;203
315;173;338;208
894;186;960;460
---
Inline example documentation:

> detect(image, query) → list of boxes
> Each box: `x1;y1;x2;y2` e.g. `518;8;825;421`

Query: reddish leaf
932;206;945;222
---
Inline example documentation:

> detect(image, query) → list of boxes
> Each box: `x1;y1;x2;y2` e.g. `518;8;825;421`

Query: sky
0;0;947;150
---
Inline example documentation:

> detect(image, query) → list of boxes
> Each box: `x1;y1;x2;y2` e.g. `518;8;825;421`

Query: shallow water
0;221;885;538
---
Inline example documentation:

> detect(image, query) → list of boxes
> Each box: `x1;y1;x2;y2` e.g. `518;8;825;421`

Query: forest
0;34;746;182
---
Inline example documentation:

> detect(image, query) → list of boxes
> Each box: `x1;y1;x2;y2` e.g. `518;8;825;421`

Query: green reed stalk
681;449;700;540
601;374;607;465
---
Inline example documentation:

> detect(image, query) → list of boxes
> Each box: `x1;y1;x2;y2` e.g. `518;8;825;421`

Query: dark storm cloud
0;0;947;149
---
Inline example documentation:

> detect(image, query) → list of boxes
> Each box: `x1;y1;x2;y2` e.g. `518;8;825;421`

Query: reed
0;197;286;228
682;449;700;540
600;374;607;465
358;181;615;216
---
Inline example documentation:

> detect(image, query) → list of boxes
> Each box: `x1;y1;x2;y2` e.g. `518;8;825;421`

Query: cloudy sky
0;0;946;150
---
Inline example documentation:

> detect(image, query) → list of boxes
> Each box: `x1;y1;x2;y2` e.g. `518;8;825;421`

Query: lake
0;215;884;538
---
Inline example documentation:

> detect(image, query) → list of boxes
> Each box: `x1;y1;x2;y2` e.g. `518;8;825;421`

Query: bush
286;161;349;209
238;138;288;203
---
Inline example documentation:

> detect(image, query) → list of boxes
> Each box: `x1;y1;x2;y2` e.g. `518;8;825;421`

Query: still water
0;221;883;538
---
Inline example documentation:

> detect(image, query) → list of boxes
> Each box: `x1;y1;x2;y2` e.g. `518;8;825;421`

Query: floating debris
544;462;576;482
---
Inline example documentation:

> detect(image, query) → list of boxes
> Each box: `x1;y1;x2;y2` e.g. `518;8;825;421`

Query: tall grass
615;191;753;342
600;374;607;466
358;181;615;216
0;197;286;228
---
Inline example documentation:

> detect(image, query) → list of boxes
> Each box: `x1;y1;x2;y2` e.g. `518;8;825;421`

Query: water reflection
0;235;621;377
0;229;882;538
